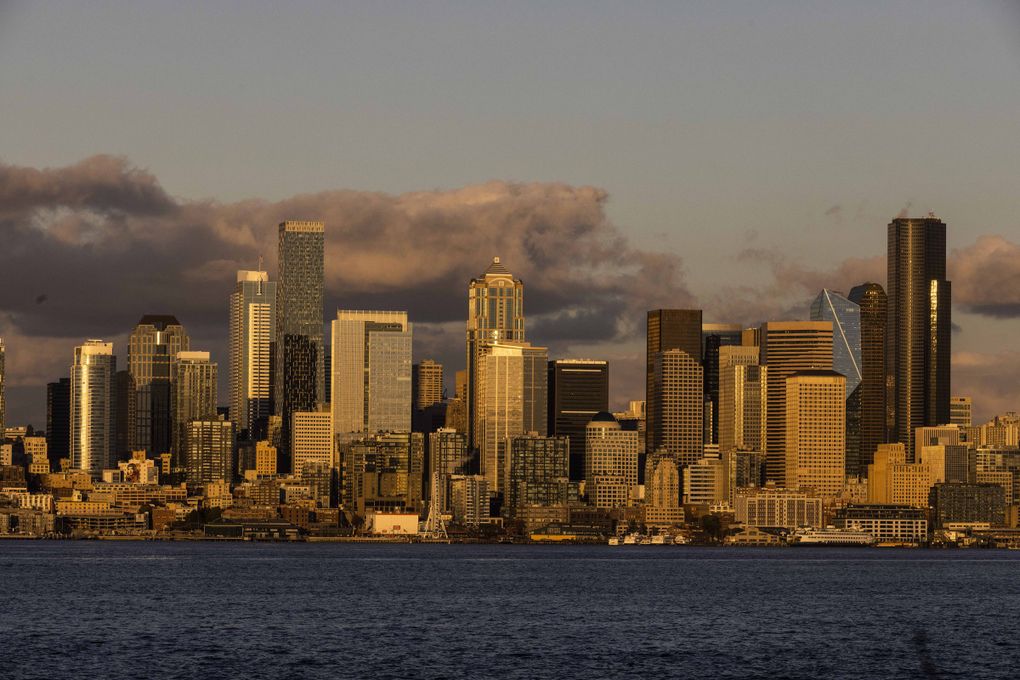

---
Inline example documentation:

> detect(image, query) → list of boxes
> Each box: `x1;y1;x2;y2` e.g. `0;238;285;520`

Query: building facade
650;348;704;468
229;268;277;440
71;340;116;477
547;359;609;483
785;371;846;497
848;282;887;474
128;315;190;456
646;309;702;453
585;413;639;509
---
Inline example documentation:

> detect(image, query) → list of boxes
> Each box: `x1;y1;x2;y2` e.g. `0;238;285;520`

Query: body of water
0;542;1017;679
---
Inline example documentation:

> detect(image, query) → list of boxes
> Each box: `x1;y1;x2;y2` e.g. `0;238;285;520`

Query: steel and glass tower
887;215;951;461
646;309;702;455
230;268;277;440
275;221;325;472
547;359;609;482
466;257;524;449
129;315;190;456
849;282;888;474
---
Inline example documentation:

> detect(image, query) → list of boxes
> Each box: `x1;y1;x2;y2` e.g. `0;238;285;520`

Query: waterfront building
466;257;525;449
275;220;325;472
229;268;277;440
71;340;116;478
684;454;726;505
929;482;1006;528
331;310;412;436
505;433;569;515
834;505;928;542
887;216;951;461
450;475;490;528
734;486;823;529
760;321;833;483
547;359;609;483
340;432;424;516
428;428;470;512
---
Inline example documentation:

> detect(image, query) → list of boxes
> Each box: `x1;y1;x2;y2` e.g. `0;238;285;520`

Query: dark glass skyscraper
46;378;71;467
701;323;742;445
547;359;609;482
275;221;325;473
849;282;887;474
128;315;190;457
887;216;951;461
646;309;702;454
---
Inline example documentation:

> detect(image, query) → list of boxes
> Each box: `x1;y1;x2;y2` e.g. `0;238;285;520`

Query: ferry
788;526;875;547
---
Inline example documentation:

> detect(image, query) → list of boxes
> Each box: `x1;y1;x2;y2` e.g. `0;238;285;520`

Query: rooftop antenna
257;254;264;294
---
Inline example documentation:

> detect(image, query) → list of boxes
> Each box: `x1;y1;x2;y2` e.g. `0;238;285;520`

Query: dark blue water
0;542;1017;679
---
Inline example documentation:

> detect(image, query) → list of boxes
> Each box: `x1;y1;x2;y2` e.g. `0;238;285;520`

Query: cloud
0;155;694;423
952;350;1020;424
950;235;1020;318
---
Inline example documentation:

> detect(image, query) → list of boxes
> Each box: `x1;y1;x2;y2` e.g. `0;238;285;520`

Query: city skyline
2;3;1019;428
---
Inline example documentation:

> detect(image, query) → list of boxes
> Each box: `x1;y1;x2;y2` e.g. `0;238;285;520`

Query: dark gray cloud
0;155;694;422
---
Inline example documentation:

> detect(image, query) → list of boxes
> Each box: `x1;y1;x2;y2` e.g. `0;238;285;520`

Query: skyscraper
887;215;951;461
585;413;639;509
505;434;570;515
810;289;862;476
185;416;235;492
129;315;190;456
650;348;704;469
547;359;609;482
949;396;972;428
230;268;277;440
331;310;412;435
760;321;833;483
476;341;547;496
718;347;766;455
466;257;525;449
848;282;888;474
701;323;743;444
785;371;846;497
292;410;333;476
71;340;116;477
46;378;71;467
276;220;325;472
412;360;444;411
172;351;218;474
646;309;702;455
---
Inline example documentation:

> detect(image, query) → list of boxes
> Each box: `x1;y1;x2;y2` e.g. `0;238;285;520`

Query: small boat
608;536;621;546
650;534;667;545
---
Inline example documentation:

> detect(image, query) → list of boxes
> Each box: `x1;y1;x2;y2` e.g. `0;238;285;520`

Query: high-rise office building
70;340;116;477
292;410;333;476
547;359;609;483
505;434;570;514
760;321;833;483
848;282;888;473
184;416;235;491
466;257;525;449
887;216;951;461
331;310;412;435
718;356;767;455
276;220;325;472
229;268;277;440
172;351;218;473
785;371;846;497
810;289;863;476
476;342;547;496
950;397;972;428
701;323;743;444
585;413;639;509
646;309;702;453
46;378;71;467
650;348;704;469
413;360;444;411
129;315;190;456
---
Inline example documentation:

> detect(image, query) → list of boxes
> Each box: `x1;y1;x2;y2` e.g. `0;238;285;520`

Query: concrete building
650;348;704;468
412;360;444;411
172;351;218;472
785;371;846;497
184;416;235;492
760;321;833;483
451;474;490;528
466;257;525;449
734;486;823;529
646;309;702;456
867;443;935;508
950;396;972;428
930;482;1006;528
71;340;116;478
718;350;766;455
229;268;277;440
505;434;569;516
428;428;470;512
340;432;424;516
331;310;412;436
585;413;639;509
255;441;277;476
643;450;684;527
292;410;333;476
684;454;726;505
835;505;928;542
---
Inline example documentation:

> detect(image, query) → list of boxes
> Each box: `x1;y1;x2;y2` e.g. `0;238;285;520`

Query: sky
1;1;1019;426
